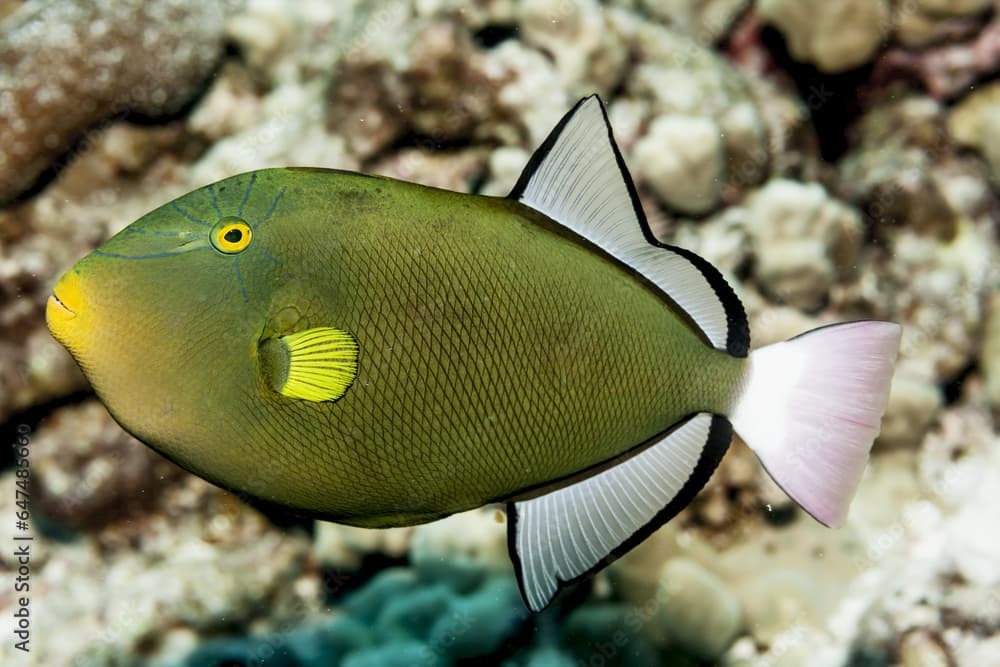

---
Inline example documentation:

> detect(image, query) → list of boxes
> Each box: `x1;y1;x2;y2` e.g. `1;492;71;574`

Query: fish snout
46;269;85;343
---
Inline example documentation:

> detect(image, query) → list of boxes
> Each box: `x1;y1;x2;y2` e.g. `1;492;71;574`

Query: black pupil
224;228;243;244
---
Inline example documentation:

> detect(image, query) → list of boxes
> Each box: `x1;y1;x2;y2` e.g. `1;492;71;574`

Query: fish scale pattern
238;182;740;525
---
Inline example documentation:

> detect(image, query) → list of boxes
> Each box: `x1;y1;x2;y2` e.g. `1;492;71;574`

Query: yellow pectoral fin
260;327;359;402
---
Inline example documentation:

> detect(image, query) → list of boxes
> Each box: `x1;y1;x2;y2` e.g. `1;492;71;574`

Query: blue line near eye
254;186;286;230
238;172;257;218
233;256;249;302
258;248;283;267
208;184;223;219
93;246;212;260
171;202;213;227
125;228;201;238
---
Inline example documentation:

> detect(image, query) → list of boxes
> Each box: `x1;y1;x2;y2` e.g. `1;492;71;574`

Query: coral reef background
1;0;999;665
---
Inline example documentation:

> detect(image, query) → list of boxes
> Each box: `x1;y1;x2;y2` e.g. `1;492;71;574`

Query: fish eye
211;217;253;254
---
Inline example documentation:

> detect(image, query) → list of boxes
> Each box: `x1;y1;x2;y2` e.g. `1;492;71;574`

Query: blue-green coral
179;557;682;667
181;564;527;667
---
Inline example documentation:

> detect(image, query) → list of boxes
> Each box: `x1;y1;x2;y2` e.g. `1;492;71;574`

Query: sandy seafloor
1;0;999;665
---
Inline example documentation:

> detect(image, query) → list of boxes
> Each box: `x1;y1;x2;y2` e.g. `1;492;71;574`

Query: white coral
747;179;863;311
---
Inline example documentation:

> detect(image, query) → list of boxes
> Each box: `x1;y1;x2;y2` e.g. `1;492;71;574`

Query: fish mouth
48;290;75;317
46;270;83;330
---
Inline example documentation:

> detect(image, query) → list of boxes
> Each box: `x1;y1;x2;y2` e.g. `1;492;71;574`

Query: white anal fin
509;95;748;356
509;413;731;611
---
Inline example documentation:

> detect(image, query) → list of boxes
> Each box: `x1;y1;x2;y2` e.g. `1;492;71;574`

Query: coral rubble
1;0;998;665
0;0;237;204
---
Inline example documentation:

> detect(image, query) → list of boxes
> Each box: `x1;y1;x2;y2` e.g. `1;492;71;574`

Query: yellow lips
46;270;84;347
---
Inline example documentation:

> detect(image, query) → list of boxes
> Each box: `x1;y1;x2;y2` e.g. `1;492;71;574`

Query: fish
46;95;901;611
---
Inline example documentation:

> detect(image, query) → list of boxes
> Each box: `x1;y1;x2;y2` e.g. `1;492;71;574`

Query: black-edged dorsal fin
509;95;748;356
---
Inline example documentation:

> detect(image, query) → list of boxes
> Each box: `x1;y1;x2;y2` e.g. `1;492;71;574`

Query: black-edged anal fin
508;413;732;611
508;95;748;356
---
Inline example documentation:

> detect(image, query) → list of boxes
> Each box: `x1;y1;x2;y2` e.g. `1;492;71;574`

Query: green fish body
48;96;901;610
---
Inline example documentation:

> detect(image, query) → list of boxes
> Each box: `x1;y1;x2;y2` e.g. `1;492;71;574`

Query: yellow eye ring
211;217;253;254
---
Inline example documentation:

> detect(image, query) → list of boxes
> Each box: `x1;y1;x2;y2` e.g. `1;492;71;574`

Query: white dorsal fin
509;95;748;355
508;414;731;611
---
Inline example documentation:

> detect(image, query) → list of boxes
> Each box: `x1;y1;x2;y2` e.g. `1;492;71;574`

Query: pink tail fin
729;321;902;527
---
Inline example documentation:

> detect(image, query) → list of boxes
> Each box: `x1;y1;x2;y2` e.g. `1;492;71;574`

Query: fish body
48;96;901;611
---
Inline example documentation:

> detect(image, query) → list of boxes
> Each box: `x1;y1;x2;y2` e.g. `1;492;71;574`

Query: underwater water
2;0;1000;666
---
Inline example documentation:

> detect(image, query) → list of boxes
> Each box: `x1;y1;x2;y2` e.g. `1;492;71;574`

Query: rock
187;62;263;142
519;0;628;95
877;370;943;450
951;635;1000;667
740;569;825;646
324;7;575;162
839;97;960;241
327;16;513;161
746;302;821;347
611;11;780;207
746;179;862;311
156;627;202;666
946;492;1000;587
947;81;1000;185
0;492;320;666
412;0;517;28
0;322;87;426
609;520;688;602
480;145;530;196
488;39;570;146
841;404;1000;667
313;521;412;571
758;0;890;73
914;0;992;16
648;557;743;660
892;4;987;49
880;220;992;383
887;0;993;49
633;114;725;215
368;148;488;192
407;20;506;141
224;0;344;86
4;0;1000;665
637;0;750;44
917;405;995;511
984;291;1000;416
0;0;236;203
192;81;357;182
409;508;511;573
31;401;186;529
670;205;753;277
873;16;1000;99
719;99;771;187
